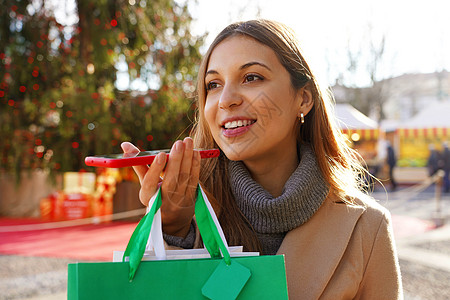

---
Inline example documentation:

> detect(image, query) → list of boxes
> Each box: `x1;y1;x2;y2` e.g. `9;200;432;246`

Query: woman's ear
297;84;314;118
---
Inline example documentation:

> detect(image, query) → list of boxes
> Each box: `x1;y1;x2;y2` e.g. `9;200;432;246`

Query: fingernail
175;141;183;151
156;153;165;164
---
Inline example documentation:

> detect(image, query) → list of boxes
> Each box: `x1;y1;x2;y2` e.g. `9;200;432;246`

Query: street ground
371;183;450;300
1;184;449;300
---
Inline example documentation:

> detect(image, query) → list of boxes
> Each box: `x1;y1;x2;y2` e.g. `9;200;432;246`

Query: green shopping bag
68;185;288;300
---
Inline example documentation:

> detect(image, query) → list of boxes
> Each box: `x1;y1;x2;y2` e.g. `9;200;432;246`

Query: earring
299;113;304;124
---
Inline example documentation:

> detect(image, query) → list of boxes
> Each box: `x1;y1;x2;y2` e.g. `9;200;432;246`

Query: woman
122;19;402;299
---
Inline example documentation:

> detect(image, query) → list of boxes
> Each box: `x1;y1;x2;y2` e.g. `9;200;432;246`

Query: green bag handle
123;184;231;280
195;185;231;264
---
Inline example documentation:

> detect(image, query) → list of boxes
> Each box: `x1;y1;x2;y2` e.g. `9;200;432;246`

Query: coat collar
277;196;366;298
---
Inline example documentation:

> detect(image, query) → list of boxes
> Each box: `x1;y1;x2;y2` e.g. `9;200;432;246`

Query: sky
51;0;450;89
188;0;450;86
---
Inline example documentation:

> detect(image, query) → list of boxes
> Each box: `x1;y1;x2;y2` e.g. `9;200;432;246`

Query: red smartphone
85;149;220;168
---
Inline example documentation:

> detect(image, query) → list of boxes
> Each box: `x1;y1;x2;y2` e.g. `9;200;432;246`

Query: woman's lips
221;121;256;138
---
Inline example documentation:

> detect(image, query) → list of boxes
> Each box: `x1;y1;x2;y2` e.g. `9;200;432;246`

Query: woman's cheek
204;100;216;130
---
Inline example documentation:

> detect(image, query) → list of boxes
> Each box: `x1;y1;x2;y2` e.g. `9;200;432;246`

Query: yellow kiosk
397;102;450;167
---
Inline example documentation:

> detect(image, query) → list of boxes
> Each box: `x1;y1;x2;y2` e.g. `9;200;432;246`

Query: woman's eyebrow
205;61;272;77
205;69;218;76
240;61;272;71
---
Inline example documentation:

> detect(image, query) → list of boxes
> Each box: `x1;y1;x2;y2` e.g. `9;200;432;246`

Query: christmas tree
0;0;204;182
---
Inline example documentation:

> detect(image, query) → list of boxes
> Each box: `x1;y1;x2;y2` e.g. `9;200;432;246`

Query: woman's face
204;35;304;162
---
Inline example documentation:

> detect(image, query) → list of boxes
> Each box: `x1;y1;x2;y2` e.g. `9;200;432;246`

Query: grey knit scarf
228;145;329;254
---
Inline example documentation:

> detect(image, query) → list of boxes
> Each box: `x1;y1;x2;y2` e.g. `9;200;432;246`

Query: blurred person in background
386;141;397;191
442;142;450;193
427;144;441;177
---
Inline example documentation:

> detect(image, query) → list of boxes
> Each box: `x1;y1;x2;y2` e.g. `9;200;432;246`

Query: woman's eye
206;81;220;91
244;74;263;83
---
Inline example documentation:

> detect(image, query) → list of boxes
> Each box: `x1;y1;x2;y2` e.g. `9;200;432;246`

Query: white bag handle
145;185;229;259
145;189;166;259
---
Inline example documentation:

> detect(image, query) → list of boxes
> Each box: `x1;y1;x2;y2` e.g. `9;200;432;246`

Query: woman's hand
121;137;201;238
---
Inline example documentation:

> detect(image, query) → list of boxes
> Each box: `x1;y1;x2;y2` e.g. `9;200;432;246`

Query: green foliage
0;0;204;181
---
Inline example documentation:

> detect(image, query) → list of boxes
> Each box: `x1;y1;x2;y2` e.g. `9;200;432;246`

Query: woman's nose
218;84;243;110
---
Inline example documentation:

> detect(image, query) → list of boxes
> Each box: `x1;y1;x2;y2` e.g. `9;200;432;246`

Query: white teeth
224;120;254;129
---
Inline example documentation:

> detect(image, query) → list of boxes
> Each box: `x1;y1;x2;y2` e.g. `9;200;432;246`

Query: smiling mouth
223;119;256;129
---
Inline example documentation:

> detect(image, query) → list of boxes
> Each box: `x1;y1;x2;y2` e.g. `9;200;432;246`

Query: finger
162;140;184;194
178;137;195;194
121;142;148;183
121;141;139;154
185;149;201;204
139;152;167;206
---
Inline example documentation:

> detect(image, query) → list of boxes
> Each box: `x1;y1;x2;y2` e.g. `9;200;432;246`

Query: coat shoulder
348;194;392;228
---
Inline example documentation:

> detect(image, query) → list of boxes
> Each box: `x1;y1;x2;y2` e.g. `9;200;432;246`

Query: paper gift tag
202;260;251;300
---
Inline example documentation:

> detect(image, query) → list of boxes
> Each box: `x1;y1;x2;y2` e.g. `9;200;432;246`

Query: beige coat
177;192;403;299
277;195;403;299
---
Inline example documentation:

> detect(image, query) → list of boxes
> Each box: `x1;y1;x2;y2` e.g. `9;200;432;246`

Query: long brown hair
191;20;368;251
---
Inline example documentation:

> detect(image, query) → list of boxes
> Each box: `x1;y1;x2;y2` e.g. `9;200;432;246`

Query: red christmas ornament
66;111;73;118
35;139;42;145
32;70;39;77
33;84;39;90
28;57;34;64
36;41;43;48
19;86;26;92
110;19;117;27
8;100;14;106
100;38;107;46
146;135;153;142
72;142;79;149
0;91;4;97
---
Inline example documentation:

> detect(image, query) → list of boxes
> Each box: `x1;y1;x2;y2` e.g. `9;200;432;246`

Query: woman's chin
220;144;252;162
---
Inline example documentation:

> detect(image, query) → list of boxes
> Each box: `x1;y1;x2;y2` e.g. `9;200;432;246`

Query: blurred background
0;0;449;299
